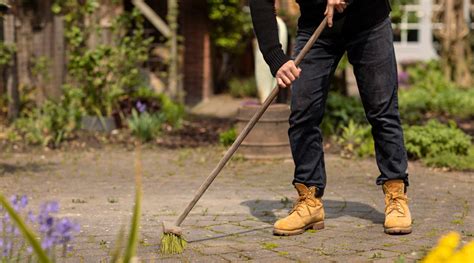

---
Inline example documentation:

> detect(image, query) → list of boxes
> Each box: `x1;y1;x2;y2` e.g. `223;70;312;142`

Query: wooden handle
174;17;328;227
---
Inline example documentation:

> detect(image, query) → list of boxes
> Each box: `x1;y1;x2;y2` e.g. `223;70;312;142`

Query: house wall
180;0;212;105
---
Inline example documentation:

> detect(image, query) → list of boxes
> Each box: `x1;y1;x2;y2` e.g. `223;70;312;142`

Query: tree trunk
167;0;180;102
3;15;19;121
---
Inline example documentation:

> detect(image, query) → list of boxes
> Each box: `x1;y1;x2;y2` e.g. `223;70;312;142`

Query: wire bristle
160;233;187;255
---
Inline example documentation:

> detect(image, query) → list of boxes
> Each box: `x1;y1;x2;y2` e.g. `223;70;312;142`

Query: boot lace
386;193;408;215
290;192;316;215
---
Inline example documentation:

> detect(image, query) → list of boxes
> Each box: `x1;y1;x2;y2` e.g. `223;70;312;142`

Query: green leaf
123;148;143;262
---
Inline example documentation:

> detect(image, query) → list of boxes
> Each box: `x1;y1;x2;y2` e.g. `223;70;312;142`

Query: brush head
162;221;183;236
161;222;187;255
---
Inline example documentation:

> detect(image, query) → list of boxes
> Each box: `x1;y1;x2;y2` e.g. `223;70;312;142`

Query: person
249;0;412;235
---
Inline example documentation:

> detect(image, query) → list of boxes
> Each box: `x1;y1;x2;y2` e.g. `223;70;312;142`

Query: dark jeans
289;18;409;197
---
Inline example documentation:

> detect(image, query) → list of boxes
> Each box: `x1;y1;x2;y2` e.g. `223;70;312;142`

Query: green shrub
11;87;83;147
322;92;366;136
406;60;456;92
61;6;153;116
399;86;474;122
399;60;474;121
424;147;474;171
130;88;185;130
159;94;185;129
404;120;472;159
336;120;375;158
128;110;164;142
219;127;237;146
229;78;258;98
207;0;253;55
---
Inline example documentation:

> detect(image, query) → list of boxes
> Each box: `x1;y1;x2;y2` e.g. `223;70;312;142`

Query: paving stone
0;146;472;261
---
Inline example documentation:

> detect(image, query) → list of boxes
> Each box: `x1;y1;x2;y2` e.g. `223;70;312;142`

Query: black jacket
249;0;391;76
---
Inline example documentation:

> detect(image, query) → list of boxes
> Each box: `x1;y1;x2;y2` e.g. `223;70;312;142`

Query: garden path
0;147;472;262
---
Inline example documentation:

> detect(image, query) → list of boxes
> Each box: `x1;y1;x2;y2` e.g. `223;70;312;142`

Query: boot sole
273;221;324;236
384;226;412;235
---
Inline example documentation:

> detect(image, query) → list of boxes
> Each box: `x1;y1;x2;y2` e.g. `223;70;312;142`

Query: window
391;0;422;45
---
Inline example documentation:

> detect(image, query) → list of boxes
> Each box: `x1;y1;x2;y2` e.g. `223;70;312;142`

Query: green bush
131;88;185;130
219;127;237;146
10;87;83;146
406;60;456;92
229;78;258;98
159;94;185;129
336;120;374;158
424;147;474;171
61;5;152;116
128;110;164;142
399;86;474;122
404;120;472;159
207;0;253;54
399;60;474;121
322;92;366;136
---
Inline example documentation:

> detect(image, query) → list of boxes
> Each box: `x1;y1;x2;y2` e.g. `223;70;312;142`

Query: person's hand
276;60;301;88
325;0;347;27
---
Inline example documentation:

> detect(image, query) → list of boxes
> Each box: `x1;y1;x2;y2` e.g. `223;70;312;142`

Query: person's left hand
325;0;348;27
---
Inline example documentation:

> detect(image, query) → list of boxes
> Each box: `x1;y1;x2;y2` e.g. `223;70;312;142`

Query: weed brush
161;17;328;255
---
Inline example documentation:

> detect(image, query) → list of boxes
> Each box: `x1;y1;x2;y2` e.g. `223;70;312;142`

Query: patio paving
0;146;472;262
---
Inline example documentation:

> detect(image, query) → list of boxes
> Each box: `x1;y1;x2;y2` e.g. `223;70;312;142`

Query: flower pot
236;103;291;159
81;115;117;133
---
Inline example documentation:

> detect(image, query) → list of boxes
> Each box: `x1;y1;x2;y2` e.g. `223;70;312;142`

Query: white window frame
392;0;438;62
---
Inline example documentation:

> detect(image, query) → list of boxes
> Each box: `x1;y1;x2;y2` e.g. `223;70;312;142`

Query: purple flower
0;196;80;257
2;241;12;257
27;211;35;223
55;218;80;244
10;195;28;212
40;201;59;215
136;101;147;113
41;238;54;250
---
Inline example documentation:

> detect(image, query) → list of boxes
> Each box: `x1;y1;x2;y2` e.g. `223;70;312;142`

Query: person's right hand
276;60;301;88
325;0;347;27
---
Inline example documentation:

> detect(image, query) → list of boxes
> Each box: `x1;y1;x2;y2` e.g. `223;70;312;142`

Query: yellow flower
447;241;474;263
422;232;460;263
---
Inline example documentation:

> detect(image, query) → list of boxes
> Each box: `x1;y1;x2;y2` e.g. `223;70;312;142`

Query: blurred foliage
321;92;366;136
66;9;152;116
390;0;412;24
424;147;474;171
9;86;83;147
219;127;236;146
336;120;374;158
207;0;253;55
128;109;164;142
0;43;16;117
228;77;257;98
322;60;473;171
3;2;182;147
157;93;185;129
404;120;471;159
132;87;185;129
0;42;15;68
399;60;474;122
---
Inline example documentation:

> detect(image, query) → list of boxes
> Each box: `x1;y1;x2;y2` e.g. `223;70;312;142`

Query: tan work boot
273;183;324;236
383;180;412;234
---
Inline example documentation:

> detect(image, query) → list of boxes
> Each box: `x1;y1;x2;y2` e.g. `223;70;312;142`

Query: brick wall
180;0;212;105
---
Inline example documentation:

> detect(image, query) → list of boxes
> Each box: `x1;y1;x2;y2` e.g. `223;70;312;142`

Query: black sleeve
249;0;290;76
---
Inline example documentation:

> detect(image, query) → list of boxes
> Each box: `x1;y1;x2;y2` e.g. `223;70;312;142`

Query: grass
262;242;279;250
